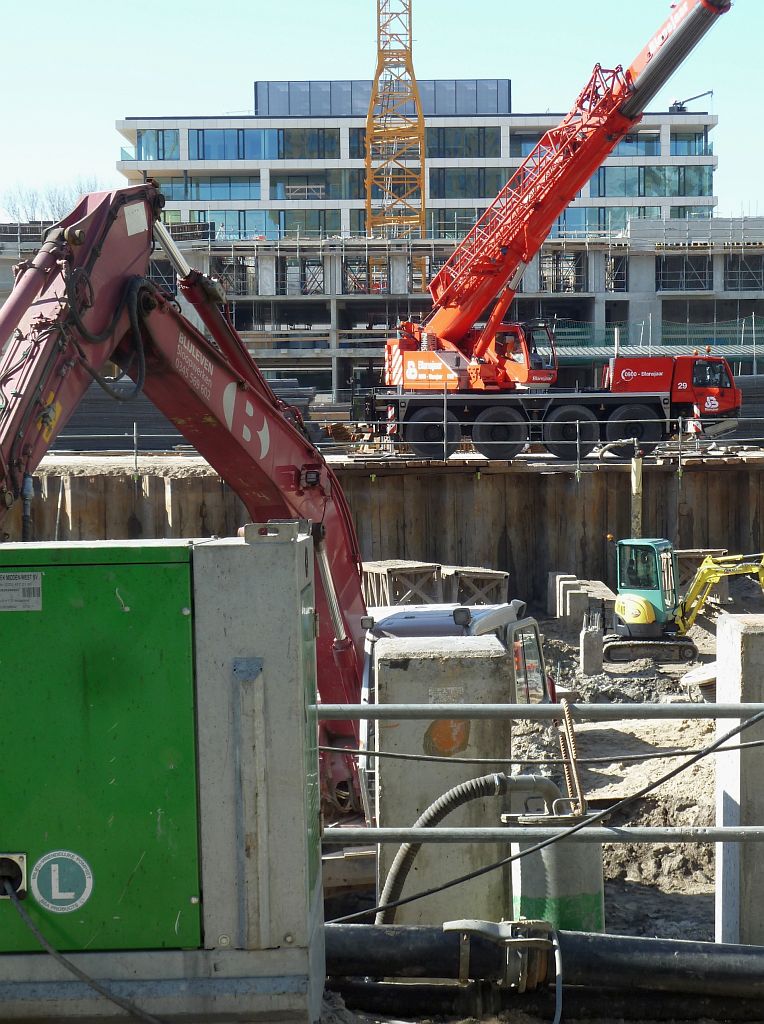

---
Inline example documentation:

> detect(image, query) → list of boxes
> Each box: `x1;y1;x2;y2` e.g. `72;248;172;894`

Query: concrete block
374;635;514;927
715;613;764;945
548;572;575;616
579;627;604;676
565;588;589;631
557;577;580;619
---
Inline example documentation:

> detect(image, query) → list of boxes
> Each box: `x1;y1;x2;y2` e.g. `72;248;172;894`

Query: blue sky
0;0;759;218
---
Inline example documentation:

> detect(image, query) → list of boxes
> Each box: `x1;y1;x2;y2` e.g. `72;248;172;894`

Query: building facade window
656;254;712;291
669;206;713;219
670;131;710;156
538;252;587;292
270;169;363;200
593;165;713;198
155;176;261;201
136;129;179;160
509;133;542;158
426;127;501;159
349;128;366;159
429;167;511;199
613;132;660;157
724;254;764;291
188;128;339;161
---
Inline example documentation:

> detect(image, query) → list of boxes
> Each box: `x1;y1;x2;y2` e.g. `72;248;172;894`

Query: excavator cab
613;538;680;639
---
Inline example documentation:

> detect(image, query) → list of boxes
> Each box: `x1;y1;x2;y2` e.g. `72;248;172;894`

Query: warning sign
31;851;93;913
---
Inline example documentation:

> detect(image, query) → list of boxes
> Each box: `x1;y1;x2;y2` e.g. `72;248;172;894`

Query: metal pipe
152;220;193;280
317;702;764;721
325;825;764;845
326;924;764;998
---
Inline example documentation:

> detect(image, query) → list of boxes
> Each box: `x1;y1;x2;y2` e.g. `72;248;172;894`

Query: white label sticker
0;573;41;611
124;202;148;236
31;851;94;913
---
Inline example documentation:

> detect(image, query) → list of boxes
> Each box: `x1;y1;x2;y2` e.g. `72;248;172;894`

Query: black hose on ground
327;924;764;999
375;771;509;924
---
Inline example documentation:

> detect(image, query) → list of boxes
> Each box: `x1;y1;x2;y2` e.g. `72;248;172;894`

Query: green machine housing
0;524;324;1023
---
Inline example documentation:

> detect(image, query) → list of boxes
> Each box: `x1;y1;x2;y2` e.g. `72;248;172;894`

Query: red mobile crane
0;183;367;813
375;0;739;460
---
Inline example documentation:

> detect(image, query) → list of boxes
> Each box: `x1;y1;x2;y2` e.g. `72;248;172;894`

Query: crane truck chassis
365;343;741;461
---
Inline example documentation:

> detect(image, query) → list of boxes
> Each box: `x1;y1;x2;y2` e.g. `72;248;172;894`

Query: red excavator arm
388;0;731;390
0;182;366;812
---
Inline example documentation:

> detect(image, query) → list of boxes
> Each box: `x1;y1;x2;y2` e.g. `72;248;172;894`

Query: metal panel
0;540;200;952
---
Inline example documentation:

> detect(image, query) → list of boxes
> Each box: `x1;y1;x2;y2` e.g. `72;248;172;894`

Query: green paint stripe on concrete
513;893;605;932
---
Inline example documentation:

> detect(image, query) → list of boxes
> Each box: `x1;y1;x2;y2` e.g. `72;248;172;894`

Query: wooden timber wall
6;456;760;605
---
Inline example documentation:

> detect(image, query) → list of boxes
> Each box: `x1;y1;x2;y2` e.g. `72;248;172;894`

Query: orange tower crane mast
365;0;426;240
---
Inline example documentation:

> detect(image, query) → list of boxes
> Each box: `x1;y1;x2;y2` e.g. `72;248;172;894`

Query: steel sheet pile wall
7;458;760;603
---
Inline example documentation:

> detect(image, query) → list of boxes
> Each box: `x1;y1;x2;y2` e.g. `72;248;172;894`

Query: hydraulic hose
375;772;562;924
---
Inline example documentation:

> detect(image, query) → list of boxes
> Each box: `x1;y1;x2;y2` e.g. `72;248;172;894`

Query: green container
0;542;201;952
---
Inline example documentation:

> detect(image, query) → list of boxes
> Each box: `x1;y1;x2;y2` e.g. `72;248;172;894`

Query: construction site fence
48;412;764;459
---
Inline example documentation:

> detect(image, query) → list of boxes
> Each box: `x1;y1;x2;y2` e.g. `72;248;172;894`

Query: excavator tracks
603;636;698;664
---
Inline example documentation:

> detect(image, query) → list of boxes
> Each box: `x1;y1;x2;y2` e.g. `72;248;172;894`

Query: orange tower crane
365;0;426;259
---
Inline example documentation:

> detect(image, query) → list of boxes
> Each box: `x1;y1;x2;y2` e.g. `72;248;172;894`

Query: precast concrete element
511;813;605;931
580;624;605;676
716;613;764;945
557;578;581;619
548;572;575;615
565;588;590;631
373;635;514;926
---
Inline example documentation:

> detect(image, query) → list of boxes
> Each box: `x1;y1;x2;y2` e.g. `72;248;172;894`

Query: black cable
2;879;165;1024
328;708;764;923
320;738;764;767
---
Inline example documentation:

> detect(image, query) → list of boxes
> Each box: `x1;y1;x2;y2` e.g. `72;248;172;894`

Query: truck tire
472;406;528;460
605;404;663;454
405;407;460;459
542;404;599;459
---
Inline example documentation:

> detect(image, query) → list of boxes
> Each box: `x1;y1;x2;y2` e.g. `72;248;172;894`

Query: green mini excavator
604;538;764;663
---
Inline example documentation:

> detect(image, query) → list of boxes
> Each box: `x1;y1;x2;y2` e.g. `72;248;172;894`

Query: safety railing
45;412;764;460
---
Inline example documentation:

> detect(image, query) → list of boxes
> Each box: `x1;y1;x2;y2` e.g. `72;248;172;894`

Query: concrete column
523;255;540;294
713;252;725;293
715;613;764;944
259;167;270;201
257;254;276;296
374;635;514;926
579;625;604;676
389;252;409;295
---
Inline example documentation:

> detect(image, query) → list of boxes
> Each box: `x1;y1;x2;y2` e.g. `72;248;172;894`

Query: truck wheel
542;405;599;459
405;408;460;459
605;404;662;454
472;406;528;460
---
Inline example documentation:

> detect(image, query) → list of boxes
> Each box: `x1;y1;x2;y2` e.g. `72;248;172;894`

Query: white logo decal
405;362;419;381
704;396;719;411
31;851;94;914
620;368;637;382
